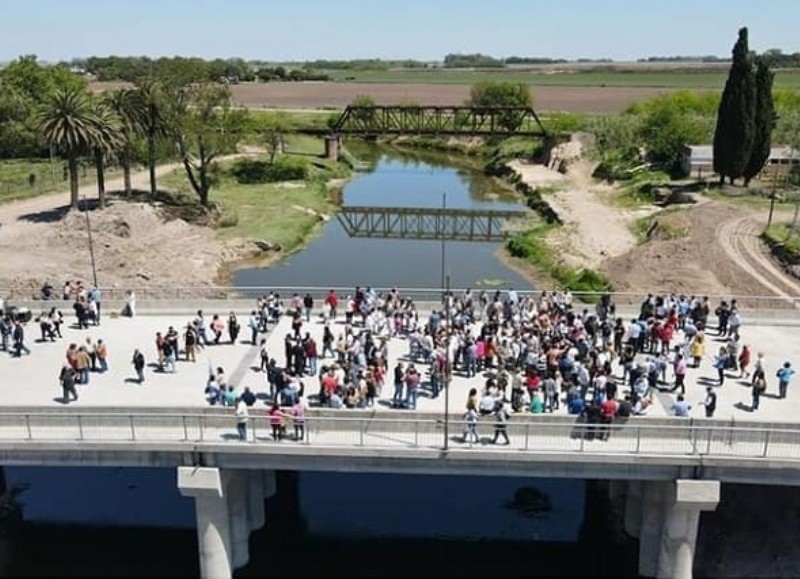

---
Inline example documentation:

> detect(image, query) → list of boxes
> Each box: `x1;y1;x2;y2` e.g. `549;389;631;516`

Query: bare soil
90;82;673;113
0;164;270;298
509;143;800;297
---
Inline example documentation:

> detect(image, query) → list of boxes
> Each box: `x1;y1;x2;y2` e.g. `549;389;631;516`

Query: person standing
777;362;795;399
671;354;687;394
132;349;146;383
491;401;510;445
59;363;78;403
738;344;751;379
248;311;260;346
75;346;91;384
235;398;249;441
96;339;108;373
89;287;102;325
12;320;31;357
461;408;479;444
303;293;314;323
184;324;197;362
752;374;766;411
713;347;728;386
292;395;307;441
701;386;717;418
326;290;339;321
268;403;284;441
228;312;240;345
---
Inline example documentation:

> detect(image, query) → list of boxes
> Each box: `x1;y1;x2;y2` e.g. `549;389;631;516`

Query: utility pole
82;196;99;288
767;166;779;230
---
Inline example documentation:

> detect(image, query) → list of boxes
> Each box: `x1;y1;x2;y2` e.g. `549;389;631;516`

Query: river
233;146;534;291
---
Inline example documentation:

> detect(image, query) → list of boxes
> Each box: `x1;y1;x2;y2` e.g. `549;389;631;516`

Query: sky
2;0;800;63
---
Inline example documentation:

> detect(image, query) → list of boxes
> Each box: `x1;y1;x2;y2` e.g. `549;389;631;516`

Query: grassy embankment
324;68;800;89
160;133;349;255
762;223;800;261
0;158;124;204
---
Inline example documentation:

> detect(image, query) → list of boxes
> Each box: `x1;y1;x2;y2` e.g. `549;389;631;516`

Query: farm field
321;68;800;88
228;83;677;113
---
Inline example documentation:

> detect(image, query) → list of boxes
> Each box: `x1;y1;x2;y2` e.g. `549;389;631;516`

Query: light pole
82;196;98;288
443;273;451;451
440;192;446;292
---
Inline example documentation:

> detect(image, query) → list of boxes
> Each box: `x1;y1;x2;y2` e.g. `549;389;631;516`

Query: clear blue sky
2;0;799;62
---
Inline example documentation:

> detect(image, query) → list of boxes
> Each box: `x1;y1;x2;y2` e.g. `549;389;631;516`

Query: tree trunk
719;174;725;186
122;150;132;195
743;176;751;187
68;155;79;210
95;150;106;208
148;135;157;194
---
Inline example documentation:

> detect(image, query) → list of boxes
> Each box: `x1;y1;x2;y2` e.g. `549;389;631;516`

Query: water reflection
233;147;534;290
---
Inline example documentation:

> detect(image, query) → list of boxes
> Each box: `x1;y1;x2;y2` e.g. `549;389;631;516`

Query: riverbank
0;141;353;296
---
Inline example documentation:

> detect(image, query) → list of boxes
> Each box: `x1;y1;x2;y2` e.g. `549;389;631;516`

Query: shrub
217;208;239;228
230;158;308;184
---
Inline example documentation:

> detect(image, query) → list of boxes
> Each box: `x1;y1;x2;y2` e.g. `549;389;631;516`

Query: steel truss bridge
336;206;527;242
328;105;549;137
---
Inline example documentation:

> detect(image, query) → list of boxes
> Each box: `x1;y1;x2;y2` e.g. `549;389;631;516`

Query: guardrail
2;412;800;462
3;286;800;312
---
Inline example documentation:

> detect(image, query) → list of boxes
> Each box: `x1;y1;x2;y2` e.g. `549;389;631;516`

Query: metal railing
2;412;800;462
3;285;800;313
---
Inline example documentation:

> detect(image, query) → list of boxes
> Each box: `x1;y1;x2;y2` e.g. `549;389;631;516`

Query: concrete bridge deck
1;308;798;422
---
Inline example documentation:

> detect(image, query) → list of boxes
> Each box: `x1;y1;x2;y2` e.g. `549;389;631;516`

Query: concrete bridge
1;295;800;577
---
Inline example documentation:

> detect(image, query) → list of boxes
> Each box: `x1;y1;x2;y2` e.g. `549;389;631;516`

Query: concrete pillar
624;480;644;539
246;470;265;532
263;469;277;499
656;480;720;579
226;471;250;570
324;135;341;160
639;481;670;578
178;467;233;579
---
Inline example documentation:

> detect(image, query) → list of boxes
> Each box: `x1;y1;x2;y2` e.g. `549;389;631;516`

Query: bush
230;158;308;184
217;208;239;228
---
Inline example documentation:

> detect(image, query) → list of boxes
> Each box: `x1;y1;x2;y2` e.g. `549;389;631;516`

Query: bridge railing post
762;430;772;458
359;421;365;446
705;428;712;455
77;415;84;441
635;426;641;454
129;416;136;441
199;415;206;442
524;424;530;451
24;414;32;440
182;416;189;442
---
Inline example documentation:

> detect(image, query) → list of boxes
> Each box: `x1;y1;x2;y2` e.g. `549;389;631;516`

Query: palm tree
104;88;146;195
89;101;122;208
37;87;100;210
136;78;168;194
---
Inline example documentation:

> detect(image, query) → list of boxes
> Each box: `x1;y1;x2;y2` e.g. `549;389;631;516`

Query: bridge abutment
178;467;275;579
627;480;720;579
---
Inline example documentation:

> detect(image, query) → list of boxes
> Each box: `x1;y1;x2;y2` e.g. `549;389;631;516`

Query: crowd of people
1;283;797;443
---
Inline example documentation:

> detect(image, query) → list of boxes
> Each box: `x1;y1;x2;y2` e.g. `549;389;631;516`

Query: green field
324;69;800;89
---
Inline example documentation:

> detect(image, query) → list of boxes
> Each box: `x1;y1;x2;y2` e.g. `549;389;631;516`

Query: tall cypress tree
713;27;757;184
743;57;776;185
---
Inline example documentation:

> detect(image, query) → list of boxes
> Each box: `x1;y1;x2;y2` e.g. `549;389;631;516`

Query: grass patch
505;219;613;295
763;223;800;257
631;209;687;244
160;153;345;252
611;169;674;208
0;158;124;205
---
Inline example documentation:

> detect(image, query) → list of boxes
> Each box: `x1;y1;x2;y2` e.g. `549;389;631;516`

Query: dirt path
716;214;800;299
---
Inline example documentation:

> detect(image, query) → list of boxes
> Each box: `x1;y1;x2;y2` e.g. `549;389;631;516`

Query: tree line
73;56;329;83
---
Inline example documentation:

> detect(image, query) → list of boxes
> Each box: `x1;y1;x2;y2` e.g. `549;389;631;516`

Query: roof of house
685;145;800;162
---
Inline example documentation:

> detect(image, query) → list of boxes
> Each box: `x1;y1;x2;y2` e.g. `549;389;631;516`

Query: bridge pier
324;134;342;161
178;467;275;579
629;480;720;579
